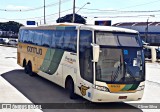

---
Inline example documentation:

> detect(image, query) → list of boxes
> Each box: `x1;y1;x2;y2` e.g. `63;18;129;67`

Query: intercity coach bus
17;23;145;102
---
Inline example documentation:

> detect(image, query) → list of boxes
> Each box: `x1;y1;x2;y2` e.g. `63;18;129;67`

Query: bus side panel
61;52;77;88
17;43;48;73
37;48;64;86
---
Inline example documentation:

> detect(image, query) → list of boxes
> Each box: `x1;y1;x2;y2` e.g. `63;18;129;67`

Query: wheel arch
65;75;74;89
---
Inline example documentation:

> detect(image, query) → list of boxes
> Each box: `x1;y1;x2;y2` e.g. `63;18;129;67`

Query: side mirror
91;43;100;62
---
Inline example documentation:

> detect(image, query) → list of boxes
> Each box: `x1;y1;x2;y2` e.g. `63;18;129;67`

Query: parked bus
17;23;145;102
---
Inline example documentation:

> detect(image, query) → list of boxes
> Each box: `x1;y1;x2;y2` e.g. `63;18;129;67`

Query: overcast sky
0;0;160;25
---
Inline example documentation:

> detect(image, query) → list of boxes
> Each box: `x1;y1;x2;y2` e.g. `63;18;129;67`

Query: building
113;22;160;46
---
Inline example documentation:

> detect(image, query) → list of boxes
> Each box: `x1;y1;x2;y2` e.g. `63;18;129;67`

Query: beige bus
17;23;145;102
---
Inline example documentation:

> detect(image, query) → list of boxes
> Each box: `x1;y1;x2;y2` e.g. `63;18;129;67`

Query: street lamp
76;2;90;13
72;1;90;23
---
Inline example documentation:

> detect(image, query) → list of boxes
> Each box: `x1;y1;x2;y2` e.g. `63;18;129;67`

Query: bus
17;23;145;102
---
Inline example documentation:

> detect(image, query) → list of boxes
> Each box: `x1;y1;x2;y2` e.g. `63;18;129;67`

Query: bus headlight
94;85;110;92
137;85;145;91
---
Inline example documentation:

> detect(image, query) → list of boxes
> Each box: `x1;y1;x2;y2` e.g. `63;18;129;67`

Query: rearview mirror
91;43;100;62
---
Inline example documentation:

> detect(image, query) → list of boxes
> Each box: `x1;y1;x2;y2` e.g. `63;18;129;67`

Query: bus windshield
95;31;145;84
95;31;142;47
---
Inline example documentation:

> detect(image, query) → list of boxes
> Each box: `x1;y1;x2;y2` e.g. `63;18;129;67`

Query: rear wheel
24;64;29;74
27;62;34;76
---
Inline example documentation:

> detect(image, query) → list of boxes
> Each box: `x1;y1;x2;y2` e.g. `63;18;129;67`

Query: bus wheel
28;62;34;76
24;64;29;74
66;79;77;99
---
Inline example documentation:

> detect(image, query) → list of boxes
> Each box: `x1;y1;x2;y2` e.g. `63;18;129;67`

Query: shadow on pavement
1;69;143;112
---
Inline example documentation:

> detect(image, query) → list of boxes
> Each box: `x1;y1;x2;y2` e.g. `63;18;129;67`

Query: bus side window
28;30;34;44
55;30;64;49
33;30;42;46
51;31;56;48
69;30;77;52
42;31;52;47
63;30;71;51
23;30;29;43
19;29;24;42
63;30;77;53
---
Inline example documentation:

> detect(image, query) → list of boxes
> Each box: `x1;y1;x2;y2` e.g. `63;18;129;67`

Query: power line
0;0;71;12
76;7;160;13
117;0;160;10
89;15;156;18
23;0;71;12
0;8;73;21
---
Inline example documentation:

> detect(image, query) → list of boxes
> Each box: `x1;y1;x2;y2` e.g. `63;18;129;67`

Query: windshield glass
95;31;144;84
96;48;145;83
95;31;142;47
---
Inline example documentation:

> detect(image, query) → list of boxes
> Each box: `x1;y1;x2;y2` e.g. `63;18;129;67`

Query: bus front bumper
91;89;144;102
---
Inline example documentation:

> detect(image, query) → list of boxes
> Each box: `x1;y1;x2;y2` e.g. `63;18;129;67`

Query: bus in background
17;23;145;102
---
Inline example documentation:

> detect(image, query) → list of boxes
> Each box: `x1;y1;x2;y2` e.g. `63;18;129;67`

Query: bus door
77;30;93;100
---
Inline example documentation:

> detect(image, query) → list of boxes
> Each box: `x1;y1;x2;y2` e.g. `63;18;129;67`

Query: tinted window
51;31;56;48
55;30;64;49
23;30;29;43
42;31;52;47
63;30;77;52
79;30;93;83
28;30;34;44
18;29;24;42
95;31;141;47
63;31;71;49
79;30;92;52
33;30;42;46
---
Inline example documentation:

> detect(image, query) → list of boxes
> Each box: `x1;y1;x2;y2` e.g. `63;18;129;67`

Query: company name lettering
27;46;42;55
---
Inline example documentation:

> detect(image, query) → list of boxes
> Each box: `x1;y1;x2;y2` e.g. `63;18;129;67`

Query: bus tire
28;62;34;76
66;78;77;99
23;59;26;68
24;64;29;74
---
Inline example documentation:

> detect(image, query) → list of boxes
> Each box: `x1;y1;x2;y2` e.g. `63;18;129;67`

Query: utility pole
44;0;46;24
72;0;75;23
146;18;149;42
145;15;155;42
59;0;61;22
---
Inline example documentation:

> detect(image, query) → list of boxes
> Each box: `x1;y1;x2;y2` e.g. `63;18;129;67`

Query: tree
0;21;24;33
0;21;24;38
56;13;86;24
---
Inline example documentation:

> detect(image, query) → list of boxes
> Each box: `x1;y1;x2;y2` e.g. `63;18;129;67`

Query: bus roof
20;23;138;34
80;24;138;34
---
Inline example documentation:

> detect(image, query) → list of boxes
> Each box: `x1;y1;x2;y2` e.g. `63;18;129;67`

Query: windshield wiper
111;67;120;82
111;56;123;82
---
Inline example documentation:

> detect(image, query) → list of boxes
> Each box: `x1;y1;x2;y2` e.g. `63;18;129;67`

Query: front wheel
66;79;77;99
